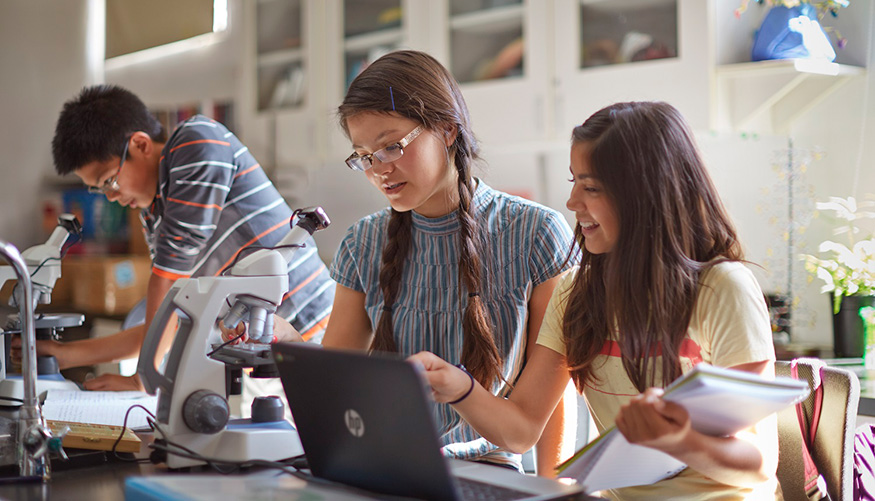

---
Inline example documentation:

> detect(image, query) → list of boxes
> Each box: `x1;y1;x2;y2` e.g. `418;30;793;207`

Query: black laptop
272;343;586;501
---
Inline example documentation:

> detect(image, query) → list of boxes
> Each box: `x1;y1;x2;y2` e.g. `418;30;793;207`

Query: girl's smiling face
566;141;619;254
346;112;459;218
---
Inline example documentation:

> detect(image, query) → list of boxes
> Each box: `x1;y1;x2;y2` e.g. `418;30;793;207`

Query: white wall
787;22;875;346
0;0;103;249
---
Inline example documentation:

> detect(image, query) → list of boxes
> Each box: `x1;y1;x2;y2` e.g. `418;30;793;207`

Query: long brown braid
338;50;504;389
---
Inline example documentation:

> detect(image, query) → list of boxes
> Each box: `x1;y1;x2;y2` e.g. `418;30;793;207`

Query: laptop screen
272;343;459;500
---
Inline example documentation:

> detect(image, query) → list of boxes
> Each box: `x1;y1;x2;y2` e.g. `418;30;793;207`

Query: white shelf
343;28;402;53
714;59;866;133
258;47;304;67
449;4;524;34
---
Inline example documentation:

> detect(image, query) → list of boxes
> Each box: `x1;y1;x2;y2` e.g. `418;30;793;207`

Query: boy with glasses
28;84;335;391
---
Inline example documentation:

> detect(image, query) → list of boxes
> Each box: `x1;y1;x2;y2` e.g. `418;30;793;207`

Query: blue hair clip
389;86;396;111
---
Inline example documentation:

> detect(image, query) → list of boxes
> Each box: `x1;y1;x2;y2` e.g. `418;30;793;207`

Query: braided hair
338;50;503;389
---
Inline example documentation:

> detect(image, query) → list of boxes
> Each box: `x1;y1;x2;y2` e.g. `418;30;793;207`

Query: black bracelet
448;364;475;405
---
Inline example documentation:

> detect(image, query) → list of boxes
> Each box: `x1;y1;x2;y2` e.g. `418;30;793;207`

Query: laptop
272;343;586;501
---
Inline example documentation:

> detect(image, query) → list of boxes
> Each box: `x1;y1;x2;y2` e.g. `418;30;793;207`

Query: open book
556;363;810;493
42;389;157;430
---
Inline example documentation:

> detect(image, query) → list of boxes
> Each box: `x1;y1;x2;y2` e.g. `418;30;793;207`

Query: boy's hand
219;315;304;344
9;336;67;368
83;374;145;392
219;320;248;344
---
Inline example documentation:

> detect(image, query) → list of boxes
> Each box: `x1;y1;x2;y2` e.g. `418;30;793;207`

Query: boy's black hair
52;84;166;175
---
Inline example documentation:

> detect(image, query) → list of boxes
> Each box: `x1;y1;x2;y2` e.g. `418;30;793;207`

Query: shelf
258;47;304;67
714;59;866;133
449;4;524;34
343;27;402;53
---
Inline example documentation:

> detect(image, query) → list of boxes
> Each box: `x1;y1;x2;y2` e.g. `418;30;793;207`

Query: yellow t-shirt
538;262;779;500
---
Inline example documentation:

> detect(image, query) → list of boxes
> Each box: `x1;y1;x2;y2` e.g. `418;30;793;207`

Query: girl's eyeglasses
345;125;424;172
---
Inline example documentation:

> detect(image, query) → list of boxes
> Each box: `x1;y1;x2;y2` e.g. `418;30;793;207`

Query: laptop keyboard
456;477;532;501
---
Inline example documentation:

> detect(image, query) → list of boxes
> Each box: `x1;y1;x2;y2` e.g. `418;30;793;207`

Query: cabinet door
426;0;553;145
241;0;330;204
325;0;423;160
552;0;711;132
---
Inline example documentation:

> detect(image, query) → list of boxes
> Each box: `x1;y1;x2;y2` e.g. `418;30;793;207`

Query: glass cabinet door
448;0;525;84
578;0;678;69
256;0;306;111
343;0;403;89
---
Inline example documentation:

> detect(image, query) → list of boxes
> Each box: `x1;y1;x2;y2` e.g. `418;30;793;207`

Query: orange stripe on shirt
301;315;331;342
152;267;190;281
167;197;224;210
282;266;326;301
169;139;230;153
214;220;289;276
234;165;259;179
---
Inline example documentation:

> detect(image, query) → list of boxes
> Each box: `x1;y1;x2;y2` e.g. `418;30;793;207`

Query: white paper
557;363;810;492
42;389;157;429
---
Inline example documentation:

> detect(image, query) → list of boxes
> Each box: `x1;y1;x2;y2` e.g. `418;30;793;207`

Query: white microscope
138;207;330;469
0;214;84;404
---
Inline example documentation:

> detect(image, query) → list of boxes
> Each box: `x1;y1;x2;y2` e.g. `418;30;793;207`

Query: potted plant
802;196;875;357
736;0;851;61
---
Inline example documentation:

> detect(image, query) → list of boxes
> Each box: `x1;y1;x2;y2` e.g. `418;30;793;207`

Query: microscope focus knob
183;389;229;434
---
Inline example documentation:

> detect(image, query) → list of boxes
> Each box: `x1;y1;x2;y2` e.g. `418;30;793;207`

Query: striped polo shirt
141;115;334;338
331;181;574;467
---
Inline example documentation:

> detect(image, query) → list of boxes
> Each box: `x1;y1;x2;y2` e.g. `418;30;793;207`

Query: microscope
138;207;330;469
0;236;74;481
0;215;84;404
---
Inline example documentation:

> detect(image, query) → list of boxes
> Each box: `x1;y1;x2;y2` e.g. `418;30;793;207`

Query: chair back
776;359;860;500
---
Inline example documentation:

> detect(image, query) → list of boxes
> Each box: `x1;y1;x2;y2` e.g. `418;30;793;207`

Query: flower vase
751;4;836;62
833;295;875;358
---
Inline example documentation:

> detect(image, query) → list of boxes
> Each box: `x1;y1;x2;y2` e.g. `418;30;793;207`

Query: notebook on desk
272;343;585;501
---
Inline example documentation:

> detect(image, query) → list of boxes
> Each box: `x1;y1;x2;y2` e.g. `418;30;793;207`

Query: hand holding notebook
557;363;810;493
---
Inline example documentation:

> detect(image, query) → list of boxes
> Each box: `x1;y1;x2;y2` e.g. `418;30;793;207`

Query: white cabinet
239;0;869;211
437;0;554;146
552;0;711;132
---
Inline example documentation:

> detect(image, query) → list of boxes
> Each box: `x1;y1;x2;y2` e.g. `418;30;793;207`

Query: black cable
111;404;157;463
218;243;306;276
149;426;414;499
206;329;247;357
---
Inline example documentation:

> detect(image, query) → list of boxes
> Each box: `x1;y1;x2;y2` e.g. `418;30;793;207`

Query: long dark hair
563;101;744;392
337;50;502;389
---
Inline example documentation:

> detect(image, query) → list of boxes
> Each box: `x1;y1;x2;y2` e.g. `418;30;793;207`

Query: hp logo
344;409;365;437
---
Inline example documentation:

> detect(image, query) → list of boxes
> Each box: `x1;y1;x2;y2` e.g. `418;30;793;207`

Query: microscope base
0;374;80;406
162;419;303;469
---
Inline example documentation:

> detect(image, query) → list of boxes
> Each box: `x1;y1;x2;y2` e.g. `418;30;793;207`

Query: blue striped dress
141;115;334;337
331;182;573;468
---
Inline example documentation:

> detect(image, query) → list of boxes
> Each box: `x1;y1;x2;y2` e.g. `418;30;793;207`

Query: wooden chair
776;359;860;500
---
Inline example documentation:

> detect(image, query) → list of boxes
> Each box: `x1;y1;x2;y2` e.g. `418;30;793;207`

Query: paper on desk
42;389;157;429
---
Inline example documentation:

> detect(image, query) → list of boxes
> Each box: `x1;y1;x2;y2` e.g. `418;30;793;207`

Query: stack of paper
42;390;157;430
557;363;810;493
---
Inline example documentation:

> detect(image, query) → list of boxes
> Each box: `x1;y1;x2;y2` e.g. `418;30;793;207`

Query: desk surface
0;459;151;500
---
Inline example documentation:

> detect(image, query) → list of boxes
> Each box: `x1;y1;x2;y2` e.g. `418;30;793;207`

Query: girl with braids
224;49;575;474
412;101;781;500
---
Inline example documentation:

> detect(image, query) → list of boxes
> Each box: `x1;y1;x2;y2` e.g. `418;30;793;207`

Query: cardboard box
128;209;150;256
59;255;152;316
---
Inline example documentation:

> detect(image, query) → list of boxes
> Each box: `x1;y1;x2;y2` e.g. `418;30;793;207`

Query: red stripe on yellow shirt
599;338;703;364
